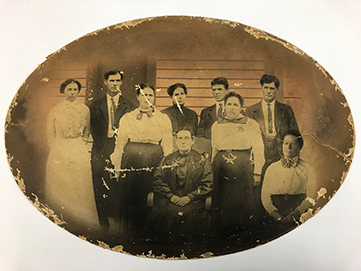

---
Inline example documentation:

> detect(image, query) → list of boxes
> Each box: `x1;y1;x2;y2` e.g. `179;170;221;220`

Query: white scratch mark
102;178;110;190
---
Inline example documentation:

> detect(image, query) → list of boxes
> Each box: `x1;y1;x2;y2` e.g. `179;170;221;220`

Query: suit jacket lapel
114;96;128;126
252;102;266;135
99;96;108;125
274;101;282;136
209;104;217;122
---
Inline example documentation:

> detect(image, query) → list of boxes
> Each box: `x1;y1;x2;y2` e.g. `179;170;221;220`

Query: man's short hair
260;74;280;88
167;83;187;97
211;77;229;89
104;70;124;81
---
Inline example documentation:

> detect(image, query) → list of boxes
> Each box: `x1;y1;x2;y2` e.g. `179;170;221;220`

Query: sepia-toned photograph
3;13;356;261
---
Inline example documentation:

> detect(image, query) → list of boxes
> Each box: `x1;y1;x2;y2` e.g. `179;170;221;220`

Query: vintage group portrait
5;16;354;258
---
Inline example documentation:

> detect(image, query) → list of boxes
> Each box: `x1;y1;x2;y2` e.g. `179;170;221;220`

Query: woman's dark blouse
161;104;198;136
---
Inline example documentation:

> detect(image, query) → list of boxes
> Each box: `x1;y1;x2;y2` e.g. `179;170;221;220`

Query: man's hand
253;174;261;186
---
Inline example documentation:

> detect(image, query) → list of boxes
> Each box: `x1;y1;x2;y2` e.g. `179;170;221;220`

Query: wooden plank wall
155;59;265;115
47;62;88;110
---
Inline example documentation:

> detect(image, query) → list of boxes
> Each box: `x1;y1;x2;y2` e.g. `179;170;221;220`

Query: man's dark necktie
218;103;223;118
110;97;116;130
267;103;273;134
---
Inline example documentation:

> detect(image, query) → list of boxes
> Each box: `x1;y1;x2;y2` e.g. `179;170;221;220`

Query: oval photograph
4;16;355;259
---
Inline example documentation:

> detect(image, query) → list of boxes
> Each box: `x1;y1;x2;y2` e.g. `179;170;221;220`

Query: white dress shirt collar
107;93;120;106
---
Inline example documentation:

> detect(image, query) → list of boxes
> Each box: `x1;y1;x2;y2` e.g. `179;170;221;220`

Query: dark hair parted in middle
167;83;187;97
224;91;244;107
136;83;155;95
176;127;195;138
211;77;229;89
260;74;280;88
104;70;124;81
59;79;82;94
281;129;304;150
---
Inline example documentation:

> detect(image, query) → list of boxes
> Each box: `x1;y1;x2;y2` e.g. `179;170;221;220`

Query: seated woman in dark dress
161;83;198;138
145;128;213;239
261;130;317;233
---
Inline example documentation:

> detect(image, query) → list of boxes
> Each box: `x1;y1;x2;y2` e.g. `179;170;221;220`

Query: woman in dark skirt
111;83;173;236
261;130;317;235
211;92;265;235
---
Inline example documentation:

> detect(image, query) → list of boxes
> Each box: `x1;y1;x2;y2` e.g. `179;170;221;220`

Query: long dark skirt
212;149;255;234
114;142;163;237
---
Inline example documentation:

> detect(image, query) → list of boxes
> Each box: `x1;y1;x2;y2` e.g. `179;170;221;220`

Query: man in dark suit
246;74;299;220
197;77;229;139
90;70;135;230
246;74;299;170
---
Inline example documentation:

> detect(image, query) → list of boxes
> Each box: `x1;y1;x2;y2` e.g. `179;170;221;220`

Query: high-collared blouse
111;108;173;171
47;100;90;146
211;115;265;175
261;158;317;215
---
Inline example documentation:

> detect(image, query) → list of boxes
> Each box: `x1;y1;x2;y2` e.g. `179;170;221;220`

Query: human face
211;84;228;102
104;73;122;96
225;96;242;120
282;135;301;158
172;87;186;105
176;130;194;153
261;82;278;103
63;83;79;102
137;87;155;110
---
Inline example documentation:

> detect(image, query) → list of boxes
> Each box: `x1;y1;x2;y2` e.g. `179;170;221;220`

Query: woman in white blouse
45;79;99;231
211;91;265;235
111;83;173;236
261;130;317;231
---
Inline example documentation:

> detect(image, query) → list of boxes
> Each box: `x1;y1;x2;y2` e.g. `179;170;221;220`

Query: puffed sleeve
46;108;56;147
296;163;317;214
247;119;265;175
110;113;130;171
159;113;173;156
261;164;278;215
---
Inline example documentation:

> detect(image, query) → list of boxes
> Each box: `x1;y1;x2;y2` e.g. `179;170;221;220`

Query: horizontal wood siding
156;59;265;115
156;60;265;70
46;62;88;103
156;79;261;89
157;69;264;80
